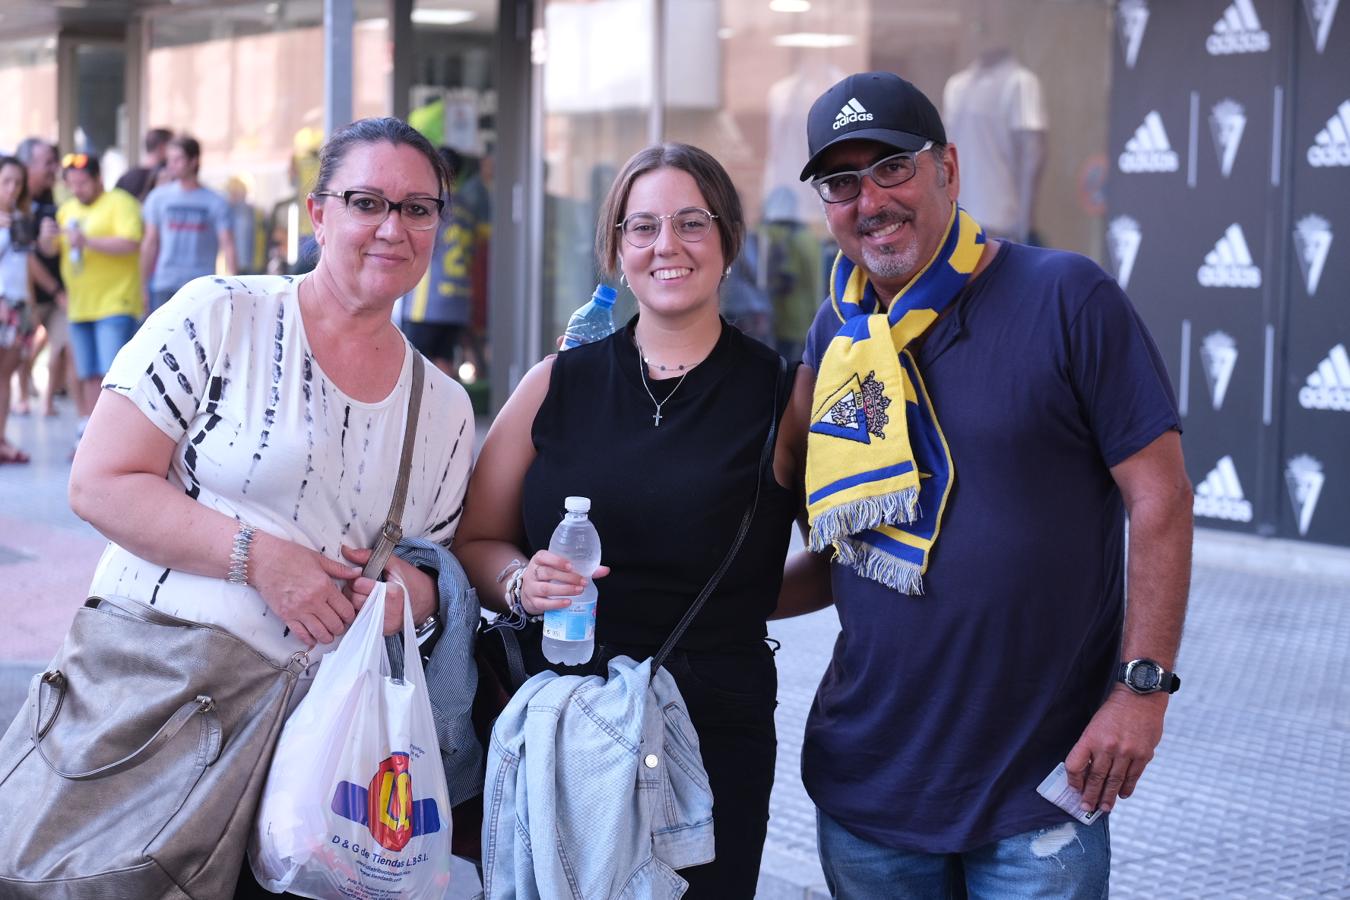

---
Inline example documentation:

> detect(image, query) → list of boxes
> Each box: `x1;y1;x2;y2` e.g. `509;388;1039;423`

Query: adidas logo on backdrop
1197;224;1262;288
1116;0;1150;69
1207;0;1272;54
1294;214;1333;296
1307;100;1350;167
1194;455;1253;522
833;98;873;131
1298;343;1350;411
1304;0;1340;54
1200;332;1238;411
1119;111;1179;173
1285;455;1325;536
1209;100;1246;177
1107;216;1142;289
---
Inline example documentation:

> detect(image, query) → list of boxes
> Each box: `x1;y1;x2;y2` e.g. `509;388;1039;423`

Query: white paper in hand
1035;763;1103;826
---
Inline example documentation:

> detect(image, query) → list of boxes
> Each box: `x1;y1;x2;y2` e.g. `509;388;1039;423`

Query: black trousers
657;643;779;899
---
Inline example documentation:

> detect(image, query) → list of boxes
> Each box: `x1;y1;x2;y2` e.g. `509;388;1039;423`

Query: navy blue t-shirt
801;242;1180;853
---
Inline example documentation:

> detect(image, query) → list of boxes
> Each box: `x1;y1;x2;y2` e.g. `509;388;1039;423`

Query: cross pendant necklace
635;339;692;427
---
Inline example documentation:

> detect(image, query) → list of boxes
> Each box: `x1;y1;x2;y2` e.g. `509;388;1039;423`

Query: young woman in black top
455;143;826;897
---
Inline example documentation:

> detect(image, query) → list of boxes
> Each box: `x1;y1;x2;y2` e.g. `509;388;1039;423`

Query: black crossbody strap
363;353;425;581
651;356;789;679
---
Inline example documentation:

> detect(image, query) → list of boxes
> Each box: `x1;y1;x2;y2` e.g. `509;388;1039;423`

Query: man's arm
140;222;161;285
219;226;238;275
1065;429;1192;813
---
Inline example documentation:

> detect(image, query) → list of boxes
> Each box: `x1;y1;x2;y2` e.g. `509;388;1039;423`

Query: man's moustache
855;210;911;236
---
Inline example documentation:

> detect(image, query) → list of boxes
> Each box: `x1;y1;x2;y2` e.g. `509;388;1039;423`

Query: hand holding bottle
516;550;610;616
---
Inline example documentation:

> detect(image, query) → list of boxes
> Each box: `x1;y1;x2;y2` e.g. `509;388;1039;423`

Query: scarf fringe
807;488;919;553
841;540;926;595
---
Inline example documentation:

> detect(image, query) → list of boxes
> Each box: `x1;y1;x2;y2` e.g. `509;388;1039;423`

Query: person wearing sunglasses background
39;152;143;444
792;72;1192;899
455;142;826;897
64;118;478;896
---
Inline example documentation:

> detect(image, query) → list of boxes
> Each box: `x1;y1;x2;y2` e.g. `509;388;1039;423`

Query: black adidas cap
799;71;947;181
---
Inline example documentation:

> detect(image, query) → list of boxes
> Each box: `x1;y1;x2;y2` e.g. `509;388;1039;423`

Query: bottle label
542;601;596;642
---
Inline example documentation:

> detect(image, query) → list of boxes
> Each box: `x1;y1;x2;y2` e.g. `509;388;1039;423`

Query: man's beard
856;209;920;286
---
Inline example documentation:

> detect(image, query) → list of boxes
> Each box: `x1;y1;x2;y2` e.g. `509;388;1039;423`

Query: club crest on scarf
812;371;892;443
806;205;984;593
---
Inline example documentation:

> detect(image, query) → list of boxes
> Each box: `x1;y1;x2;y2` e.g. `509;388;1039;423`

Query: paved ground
3;401;1349;897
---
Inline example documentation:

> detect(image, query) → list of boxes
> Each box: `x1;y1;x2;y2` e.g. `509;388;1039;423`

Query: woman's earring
620;271;629;288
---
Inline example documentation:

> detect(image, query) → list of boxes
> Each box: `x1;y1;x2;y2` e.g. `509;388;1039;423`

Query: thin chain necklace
634;338;693;427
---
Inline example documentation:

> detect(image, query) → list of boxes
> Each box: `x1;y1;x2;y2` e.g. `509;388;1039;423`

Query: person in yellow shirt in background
38;153;142;444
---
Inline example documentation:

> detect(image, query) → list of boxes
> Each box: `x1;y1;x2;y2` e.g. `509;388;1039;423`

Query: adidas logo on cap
1107;216;1142;289
1194;455;1253;522
1197;223;1262;288
1307;99;1350;167
833;98;874;131
1207;0;1272;54
1119;111;1179;173
1294;214;1333;296
1304;0;1340;54
1209;99;1246;178
1200;331;1238;411
1285;454;1325;536
1298;343;1350;411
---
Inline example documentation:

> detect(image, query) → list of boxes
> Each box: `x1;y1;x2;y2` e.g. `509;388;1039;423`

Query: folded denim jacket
388;537;483;807
481;656;715;899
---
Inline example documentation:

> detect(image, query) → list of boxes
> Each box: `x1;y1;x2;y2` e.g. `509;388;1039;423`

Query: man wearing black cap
795;71;1192;896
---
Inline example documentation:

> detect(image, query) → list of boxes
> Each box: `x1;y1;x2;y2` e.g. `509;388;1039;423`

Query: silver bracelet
227;523;256;585
505;566;529;618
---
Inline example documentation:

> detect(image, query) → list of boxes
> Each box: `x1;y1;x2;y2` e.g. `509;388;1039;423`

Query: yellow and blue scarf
806;205;984;593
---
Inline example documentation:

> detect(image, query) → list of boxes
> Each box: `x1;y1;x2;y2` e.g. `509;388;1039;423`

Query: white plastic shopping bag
249;581;453;899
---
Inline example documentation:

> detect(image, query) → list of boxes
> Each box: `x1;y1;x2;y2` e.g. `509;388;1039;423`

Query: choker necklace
634;339;692;427
641;355;691;373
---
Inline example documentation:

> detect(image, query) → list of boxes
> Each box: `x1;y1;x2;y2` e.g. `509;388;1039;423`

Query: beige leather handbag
0;595;308;899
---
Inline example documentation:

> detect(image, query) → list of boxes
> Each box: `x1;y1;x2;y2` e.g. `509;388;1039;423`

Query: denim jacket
481;656;715;899
389;538;483;807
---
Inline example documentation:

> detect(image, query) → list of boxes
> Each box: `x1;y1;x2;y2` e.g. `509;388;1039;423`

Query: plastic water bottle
560;284;618;350
67;220;83;272
541;496;603;666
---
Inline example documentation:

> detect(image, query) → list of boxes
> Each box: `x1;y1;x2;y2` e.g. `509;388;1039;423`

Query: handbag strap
362;352;426;580
651;356;789;680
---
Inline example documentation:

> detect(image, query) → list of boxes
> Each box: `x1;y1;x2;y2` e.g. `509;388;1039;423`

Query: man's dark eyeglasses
811;142;935;204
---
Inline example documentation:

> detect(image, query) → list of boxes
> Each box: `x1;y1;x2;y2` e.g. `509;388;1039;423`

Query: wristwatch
1117;658;1180;695
415;613;442;647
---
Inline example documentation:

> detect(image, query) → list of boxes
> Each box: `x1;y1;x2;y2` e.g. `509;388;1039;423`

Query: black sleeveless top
523;318;797;651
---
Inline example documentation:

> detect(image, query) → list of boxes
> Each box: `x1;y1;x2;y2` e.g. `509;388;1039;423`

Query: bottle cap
592;284;617;308
564;496;591;514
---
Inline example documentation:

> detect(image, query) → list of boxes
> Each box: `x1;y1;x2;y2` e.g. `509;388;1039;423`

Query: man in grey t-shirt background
140;136;236;314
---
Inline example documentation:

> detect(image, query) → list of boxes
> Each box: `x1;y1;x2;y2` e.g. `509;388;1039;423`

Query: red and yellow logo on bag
330;752;442;851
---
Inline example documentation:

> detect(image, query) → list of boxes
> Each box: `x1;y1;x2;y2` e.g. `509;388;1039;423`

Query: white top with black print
91;274;475;663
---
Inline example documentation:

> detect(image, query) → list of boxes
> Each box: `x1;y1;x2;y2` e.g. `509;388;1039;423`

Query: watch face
1130;663;1161;691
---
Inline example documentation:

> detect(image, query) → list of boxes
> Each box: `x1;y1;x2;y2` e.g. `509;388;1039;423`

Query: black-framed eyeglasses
811;141;935;204
310;189;445;231
616;207;719;248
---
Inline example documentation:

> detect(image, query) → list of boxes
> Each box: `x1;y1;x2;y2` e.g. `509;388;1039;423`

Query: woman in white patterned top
68;118;475;664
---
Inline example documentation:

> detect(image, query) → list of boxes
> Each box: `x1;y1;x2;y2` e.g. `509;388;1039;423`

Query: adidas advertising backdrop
1108;0;1349;545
